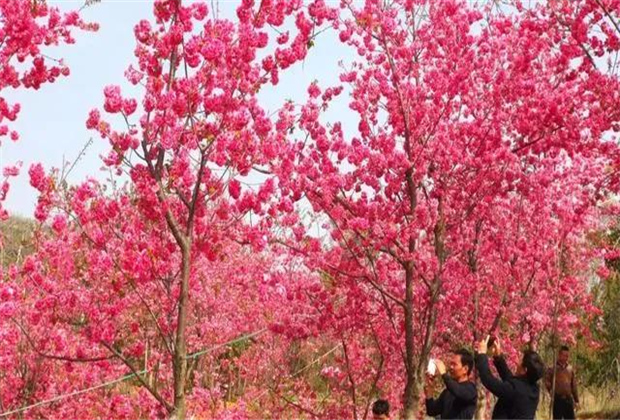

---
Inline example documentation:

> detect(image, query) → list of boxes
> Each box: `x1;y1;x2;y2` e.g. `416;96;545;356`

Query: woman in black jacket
475;336;545;420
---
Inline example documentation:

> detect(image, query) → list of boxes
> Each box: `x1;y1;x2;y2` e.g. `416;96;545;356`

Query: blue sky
2;0;354;217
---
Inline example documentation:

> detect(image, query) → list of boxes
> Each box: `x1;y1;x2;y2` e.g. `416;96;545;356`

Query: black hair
560;345;570;352
523;350;545;383
372;399;390;416
455;348;474;375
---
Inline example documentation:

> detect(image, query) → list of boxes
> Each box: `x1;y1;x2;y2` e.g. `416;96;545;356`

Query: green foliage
577;273;620;387
575;227;620;389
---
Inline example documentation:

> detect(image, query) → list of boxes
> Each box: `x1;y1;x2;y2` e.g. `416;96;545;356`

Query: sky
2;0;355;217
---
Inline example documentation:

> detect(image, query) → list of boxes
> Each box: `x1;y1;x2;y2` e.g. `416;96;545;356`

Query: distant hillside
1;216;36;266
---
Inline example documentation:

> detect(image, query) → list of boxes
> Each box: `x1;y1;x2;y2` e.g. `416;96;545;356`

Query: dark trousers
553;395;575;420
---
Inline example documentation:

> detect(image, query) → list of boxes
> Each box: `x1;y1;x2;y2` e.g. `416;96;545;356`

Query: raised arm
493;355;513;381
475;354;515;399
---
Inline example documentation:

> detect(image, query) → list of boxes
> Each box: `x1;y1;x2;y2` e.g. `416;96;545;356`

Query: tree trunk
474;380;488;419
403;168;419;419
402;375;421;420
171;247;191;419
403;264;418;419
403;263;434;420
403;197;445;419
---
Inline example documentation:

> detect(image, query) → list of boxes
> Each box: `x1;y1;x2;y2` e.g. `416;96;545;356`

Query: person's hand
491;336;501;357
574;402;581;412
478;335;489;354
435;359;446;375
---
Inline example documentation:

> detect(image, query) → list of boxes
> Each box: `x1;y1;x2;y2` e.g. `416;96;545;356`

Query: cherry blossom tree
271;0;620;417
3;0;332;418
3;0;620;419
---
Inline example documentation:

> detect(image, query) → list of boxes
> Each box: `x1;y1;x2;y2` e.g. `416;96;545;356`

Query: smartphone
427;358;437;376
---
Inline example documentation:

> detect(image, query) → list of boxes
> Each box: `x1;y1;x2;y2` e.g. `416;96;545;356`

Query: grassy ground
536;386;620;419
578;386;620;419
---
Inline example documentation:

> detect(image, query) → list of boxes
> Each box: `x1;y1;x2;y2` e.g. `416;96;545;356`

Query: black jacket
488;355;514;418
425;374;477;419
475;354;540;419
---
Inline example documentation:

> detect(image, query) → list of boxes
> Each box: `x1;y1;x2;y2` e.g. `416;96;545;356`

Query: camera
488;336;497;347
